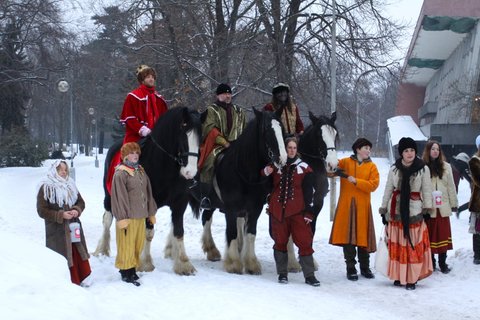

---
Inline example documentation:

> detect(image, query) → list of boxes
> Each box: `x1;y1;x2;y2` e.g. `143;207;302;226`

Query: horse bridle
300;147;336;160
149;133;199;167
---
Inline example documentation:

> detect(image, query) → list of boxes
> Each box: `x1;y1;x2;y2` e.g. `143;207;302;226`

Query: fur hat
272;82;290;95
476;134;480;149
121;142;141;161
216;83;232;95
136;64;156;83
453;152;470;164
352;137;372;154
398;137;417;155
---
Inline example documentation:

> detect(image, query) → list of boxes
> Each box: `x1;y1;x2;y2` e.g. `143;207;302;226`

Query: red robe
120;84;168;143
106;85;168;194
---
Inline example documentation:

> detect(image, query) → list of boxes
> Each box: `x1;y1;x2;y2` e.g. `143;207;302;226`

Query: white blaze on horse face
271;119;287;167
180;130;199;180
322;125;338;172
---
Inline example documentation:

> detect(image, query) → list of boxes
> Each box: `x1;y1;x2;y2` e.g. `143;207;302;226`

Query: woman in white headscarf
36;160;91;285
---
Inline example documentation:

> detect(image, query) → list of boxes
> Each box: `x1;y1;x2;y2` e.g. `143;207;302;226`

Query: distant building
396;0;480;156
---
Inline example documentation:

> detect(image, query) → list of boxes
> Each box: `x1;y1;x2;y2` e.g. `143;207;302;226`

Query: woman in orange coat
329;138;379;281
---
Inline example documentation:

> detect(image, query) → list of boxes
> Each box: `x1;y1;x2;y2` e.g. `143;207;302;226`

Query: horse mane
149;107;191;152
219;111;273;185
299;112;337;167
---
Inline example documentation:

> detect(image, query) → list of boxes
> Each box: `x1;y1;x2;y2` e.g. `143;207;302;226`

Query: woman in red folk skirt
379;137;434;290
422;140;458;273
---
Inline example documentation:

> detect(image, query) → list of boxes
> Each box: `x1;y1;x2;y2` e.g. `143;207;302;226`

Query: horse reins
149;134;198;167
300;147;336;160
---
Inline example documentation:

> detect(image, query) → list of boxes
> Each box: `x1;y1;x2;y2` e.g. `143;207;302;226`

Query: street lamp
88;107;99;168
57;79;75;181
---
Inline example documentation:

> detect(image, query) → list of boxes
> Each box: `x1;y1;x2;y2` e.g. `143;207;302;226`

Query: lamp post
88;107;99;168
57;79;75;180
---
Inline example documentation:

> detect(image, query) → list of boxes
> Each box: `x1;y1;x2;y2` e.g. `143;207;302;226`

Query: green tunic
201;102;246;183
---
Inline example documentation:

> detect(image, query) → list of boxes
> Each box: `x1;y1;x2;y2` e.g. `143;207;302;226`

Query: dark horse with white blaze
93;107;205;275
191;109;287;274
197;111;339;273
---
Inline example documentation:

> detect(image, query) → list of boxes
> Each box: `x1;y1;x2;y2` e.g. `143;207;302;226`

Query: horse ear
331;111;337;123
309;111;318;123
252;107;262;118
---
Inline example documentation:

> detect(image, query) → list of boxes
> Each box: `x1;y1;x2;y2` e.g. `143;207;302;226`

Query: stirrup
200;197;212;210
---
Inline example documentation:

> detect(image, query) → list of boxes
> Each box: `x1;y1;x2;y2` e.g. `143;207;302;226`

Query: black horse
93;107;205;275
191;109;287;274
298;112;339;223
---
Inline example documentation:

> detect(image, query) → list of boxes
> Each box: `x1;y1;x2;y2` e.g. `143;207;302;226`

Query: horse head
149;107;204;180
303;111;339;172
253;108;287;168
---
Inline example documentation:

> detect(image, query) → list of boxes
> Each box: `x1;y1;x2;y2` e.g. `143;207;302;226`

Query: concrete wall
423;23;480;126
395;83;425;123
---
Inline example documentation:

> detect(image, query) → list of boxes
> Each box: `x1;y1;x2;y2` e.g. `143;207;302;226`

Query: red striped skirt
386;220;433;285
426;212;453;254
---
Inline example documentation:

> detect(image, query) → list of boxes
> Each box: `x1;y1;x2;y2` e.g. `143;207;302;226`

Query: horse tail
103;139;123;211
189;194;201;219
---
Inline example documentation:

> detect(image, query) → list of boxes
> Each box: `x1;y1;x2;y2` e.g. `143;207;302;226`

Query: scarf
124;159;140;170
37;160;79;208
394;156;425;246
139;84;158;128
216;100;233;133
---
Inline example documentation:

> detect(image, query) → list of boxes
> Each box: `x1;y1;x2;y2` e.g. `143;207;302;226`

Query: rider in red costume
106;65;168;194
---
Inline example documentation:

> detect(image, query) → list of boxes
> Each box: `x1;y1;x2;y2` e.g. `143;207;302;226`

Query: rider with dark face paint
263;83;304;136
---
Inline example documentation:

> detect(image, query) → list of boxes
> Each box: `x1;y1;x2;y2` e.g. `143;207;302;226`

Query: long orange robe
329;156;380;252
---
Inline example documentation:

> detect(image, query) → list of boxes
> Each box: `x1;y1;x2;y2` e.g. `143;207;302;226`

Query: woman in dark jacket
37;160;91;285
468;135;480;265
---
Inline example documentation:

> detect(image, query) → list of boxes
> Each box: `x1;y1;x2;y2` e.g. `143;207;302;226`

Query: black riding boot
438;253;451;273
343;245;358;281
200;182;213;210
274;250;288;284
299;255;320;286
358;247;374;279
473;234;480;265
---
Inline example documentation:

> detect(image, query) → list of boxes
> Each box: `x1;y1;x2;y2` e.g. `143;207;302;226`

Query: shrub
0;126;49;167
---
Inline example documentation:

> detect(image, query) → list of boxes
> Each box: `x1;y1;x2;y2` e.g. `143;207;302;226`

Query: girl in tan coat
111;142;157;286
329;138;379;281
422;141;458;273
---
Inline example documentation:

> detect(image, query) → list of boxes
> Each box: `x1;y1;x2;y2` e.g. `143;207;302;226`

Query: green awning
422;16;477;33
407;58;445;69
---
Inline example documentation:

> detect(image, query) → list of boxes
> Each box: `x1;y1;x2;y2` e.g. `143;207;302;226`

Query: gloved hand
381;214;388;225
116;219;130;229
303;211;314;224
334;168;348;178
139;126;152;137
148;215;156;225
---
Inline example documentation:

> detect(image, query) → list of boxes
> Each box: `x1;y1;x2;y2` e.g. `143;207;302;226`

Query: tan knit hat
121;142;141;161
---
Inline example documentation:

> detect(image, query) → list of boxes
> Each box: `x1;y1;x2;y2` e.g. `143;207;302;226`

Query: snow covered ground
1;151;479;320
